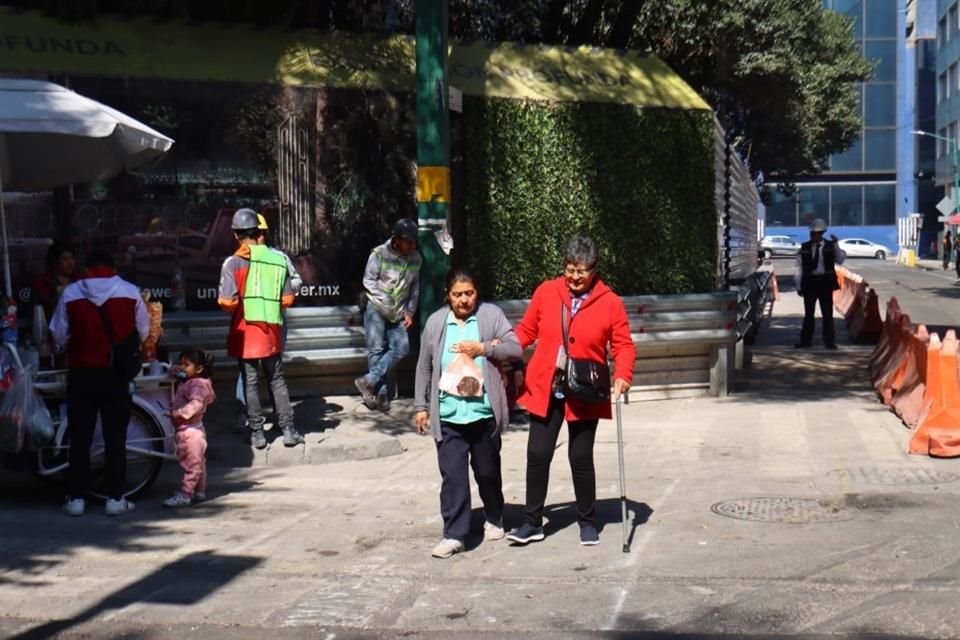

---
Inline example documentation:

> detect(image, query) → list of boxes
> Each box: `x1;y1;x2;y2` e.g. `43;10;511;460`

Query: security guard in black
793;218;846;349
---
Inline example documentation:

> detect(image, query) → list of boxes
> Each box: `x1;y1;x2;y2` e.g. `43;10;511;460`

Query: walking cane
615;393;631;553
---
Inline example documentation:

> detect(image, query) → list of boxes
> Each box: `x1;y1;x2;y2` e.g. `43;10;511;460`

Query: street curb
205;432;404;468
203;394;411;468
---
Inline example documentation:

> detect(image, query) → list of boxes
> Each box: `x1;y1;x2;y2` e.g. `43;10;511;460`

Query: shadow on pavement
0;467;278;589
9;550;261;640
733;274;877;404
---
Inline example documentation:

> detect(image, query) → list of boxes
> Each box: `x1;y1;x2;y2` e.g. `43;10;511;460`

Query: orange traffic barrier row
869;296;960;458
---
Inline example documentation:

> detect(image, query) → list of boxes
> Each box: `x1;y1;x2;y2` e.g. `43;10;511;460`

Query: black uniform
797;239;840;348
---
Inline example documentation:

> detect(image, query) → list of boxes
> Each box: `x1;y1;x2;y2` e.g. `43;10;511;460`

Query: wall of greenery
460;96;718;300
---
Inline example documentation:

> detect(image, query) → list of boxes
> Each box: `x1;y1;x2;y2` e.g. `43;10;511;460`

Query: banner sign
0;8;708;109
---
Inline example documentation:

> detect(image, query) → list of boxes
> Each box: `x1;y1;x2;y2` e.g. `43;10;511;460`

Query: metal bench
163;291;739;400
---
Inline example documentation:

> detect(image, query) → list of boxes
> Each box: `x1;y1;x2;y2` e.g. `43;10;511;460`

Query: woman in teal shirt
414;266;522;559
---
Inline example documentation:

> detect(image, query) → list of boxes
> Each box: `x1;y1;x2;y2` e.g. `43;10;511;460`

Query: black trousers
66;369;132;501
524;396;599;528
436;418;504;541
800;275;836;347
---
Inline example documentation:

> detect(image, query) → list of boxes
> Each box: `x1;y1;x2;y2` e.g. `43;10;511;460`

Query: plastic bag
0;366;54;453
438;353;485;398
0;348;15;392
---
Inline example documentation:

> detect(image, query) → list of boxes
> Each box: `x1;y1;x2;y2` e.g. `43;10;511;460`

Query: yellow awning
0;8;709;110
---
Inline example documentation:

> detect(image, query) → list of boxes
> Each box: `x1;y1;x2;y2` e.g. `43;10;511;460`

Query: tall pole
414;0;450;328
952;139;959;217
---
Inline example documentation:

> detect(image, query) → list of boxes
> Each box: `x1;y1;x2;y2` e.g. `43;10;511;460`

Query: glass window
765;189;796;227
835;0;864;39
941;17;949;46
952;5;960;40
940;72;948;103
865;0;896;38
865;40;895;82
797;186;830;228
864;184;895;224
865;83;896;126
951;63;959;97
831;186;863;226
831;138;863;171
864;129;895;170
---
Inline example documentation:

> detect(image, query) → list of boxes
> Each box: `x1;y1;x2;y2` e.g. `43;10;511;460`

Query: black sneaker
579;524;599;546
506;523;545;545
825;343;838;350
354;377;377;409
249;428;267;450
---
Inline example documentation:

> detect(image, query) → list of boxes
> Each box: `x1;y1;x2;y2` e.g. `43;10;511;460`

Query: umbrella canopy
0;78;174;191
0;78;174;297
947;213;960;225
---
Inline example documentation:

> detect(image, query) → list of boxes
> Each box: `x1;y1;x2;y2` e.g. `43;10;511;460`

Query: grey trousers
240;355;294;431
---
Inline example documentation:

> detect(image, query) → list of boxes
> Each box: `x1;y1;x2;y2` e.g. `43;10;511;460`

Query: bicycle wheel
89;405;166;500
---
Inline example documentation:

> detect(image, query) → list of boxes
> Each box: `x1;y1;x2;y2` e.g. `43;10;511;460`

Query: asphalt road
1;265;959;640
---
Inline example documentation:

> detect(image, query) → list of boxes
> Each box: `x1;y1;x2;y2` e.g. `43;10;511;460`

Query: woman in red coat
506;234;635;547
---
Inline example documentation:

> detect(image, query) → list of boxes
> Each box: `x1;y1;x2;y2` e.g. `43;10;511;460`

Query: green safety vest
242;245;287;325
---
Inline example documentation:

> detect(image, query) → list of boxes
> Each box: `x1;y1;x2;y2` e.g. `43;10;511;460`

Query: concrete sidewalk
2;281;959;638
201;382;409;468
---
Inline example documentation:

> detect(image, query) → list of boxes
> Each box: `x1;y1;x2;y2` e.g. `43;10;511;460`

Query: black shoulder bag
561;305;611;404
97;303;143;381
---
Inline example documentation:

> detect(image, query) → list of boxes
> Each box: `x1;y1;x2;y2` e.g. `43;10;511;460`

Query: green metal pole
952;139;959;215
414;0;450;329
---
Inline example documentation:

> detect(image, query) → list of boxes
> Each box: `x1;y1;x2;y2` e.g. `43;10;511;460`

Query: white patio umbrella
0;78;175;298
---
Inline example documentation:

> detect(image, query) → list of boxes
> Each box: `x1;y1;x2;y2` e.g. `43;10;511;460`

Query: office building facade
765;0;936;255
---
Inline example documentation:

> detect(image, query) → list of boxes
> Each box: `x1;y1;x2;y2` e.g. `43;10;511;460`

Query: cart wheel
89;405;166;501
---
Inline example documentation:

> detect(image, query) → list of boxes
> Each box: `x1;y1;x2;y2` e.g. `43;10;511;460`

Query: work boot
282;426;305;447
354;376;377;410
249;427;267;449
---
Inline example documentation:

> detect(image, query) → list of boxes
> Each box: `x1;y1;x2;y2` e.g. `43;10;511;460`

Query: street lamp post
912;129;959;216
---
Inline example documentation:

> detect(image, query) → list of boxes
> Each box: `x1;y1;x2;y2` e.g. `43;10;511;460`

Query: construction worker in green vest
218;208;303;449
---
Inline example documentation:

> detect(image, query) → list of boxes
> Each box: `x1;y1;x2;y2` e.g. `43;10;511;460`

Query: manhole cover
710;497;855;524
826;467;960;486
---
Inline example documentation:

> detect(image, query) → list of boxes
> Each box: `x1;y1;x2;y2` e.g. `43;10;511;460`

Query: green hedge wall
462;97;718;300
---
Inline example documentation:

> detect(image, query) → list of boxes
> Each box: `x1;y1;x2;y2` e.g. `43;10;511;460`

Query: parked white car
759;235;801;258
837;238;890;260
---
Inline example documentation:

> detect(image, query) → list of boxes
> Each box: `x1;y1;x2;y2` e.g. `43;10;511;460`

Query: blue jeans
363;303;409;396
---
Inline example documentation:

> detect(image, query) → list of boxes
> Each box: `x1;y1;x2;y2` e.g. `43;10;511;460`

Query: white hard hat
809;218;827;232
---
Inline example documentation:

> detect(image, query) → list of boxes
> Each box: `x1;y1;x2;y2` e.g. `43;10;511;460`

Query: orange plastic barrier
888;324;929;428
873;313;912;396
859;289;883;343
870;297;902;374
910;330;960;457
832;267;880;345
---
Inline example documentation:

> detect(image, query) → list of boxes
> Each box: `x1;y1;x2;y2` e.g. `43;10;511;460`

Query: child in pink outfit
163;349;216;508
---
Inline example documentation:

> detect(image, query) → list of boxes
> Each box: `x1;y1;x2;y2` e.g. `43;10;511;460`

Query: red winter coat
515;277;635;421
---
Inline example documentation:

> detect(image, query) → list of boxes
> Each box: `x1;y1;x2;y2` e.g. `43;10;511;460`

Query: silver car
759;235;801;259
837;238;890;260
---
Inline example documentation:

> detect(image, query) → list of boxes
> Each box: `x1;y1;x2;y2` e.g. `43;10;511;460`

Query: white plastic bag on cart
0;365;54;453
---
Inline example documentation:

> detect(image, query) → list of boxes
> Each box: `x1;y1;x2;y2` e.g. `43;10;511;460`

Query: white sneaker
162;492;193;508
62;498;85;517
483;520;505;541
431;538;464;559
104;498;135;516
